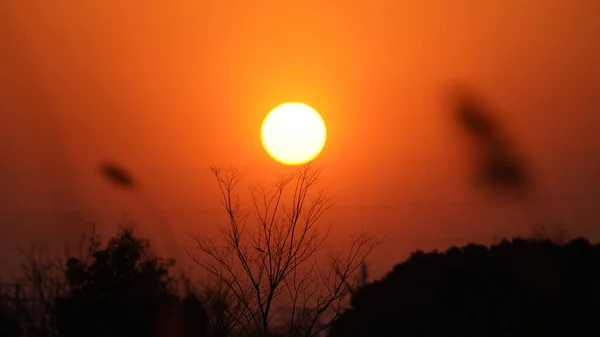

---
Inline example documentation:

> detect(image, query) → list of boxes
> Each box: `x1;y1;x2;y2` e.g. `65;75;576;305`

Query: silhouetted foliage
0;286;20;337
180;293;210;337
51;227;210;337
54;228;177;337
195;279;242;337
14;242;71;337
328;236;600;337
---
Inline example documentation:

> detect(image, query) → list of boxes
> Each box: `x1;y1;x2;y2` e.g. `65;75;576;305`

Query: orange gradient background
1;1;600;279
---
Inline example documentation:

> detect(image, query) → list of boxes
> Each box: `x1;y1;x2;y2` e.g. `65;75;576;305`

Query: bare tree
191;276;246;337
188;165;381;337
10;222;100;337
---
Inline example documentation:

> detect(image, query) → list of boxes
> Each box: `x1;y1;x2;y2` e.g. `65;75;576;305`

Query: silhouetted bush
328;237;600;337
53;228;209;337
0;288;20;337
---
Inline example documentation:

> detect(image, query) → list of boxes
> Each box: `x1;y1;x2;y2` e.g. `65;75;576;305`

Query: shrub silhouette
328;237;600;337
0;289;19;337
54;228;209;337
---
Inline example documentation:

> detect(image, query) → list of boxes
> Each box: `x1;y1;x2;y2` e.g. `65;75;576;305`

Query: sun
261;102;327;166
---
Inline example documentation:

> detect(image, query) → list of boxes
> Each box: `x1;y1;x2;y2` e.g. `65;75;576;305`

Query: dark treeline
2;225;600;337
329;231;600;337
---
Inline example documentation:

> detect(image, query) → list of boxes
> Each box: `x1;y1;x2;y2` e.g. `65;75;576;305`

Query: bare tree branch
189;165;381;337
10;222;100;337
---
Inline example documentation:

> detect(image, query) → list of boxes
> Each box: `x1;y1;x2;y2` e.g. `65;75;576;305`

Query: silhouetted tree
12;240;83;337
54;227;208;337
328;236;600;337
194;277;244;337
189;165;381;337
3;223;105;337
181;292;210;337
0;285;20;337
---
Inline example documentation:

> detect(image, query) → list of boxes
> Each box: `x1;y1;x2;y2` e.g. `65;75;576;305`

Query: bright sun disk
261;102;327;166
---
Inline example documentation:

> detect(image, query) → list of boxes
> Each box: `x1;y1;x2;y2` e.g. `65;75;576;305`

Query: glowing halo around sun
261;102;327;166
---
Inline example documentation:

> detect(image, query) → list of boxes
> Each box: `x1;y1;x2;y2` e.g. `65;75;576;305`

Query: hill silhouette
328;237;600;337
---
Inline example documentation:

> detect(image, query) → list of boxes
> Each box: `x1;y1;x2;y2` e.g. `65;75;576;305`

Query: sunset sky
1;0;599;279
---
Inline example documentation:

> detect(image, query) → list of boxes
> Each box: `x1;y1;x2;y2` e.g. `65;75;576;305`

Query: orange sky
1;0;600;279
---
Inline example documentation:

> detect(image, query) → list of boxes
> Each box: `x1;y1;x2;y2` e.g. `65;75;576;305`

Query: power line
1;192;599;216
